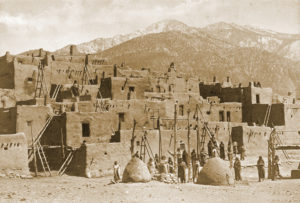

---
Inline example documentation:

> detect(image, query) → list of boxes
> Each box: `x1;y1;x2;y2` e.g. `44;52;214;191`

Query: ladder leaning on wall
34;60;48;98
58;149;75;176
28;115;54;176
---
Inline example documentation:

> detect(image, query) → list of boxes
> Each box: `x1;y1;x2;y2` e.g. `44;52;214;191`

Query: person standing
273;155;282;180
147;158;156;177
227;142;233;168
178;158;187;183
168;157;174;173
240;145;246;160
191;149;197;177
207;140;213;158
176;148;182;164
200;148;206;166
220;141;225;160
113;161;121;183
233;141;238;157
182;149;188;165
234;157;242;181
257;156;265;182
154;154;159;169
193;160;200;183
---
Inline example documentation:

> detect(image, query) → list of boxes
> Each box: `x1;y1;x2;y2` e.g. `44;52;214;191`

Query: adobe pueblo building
0;45;299;178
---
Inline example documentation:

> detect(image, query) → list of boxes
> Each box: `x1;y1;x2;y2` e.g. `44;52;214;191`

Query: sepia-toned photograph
0;0;300;202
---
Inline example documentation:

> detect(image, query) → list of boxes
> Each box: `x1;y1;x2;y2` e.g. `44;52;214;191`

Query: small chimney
227;76;230;83
213;76;216;82
85;54;89;65
39;48;43;57
70;45;78;56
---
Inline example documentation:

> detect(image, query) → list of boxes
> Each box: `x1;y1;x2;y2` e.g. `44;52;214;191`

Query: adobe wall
243;85;273;105
41;115;66;146
243;104;285;126
51;101;95;113
0;107;17;134
49;61;89;85
186;78;200;93
194;102;242;123
231;126;271;157
16;105;52;145
0;55;14;89
199;82;222;99
65;112;119;148
0;133;29;176
70;124;241;177
49;60;114;85
0;89;16;108
110;77;151;100
99;78;112;99
221;87;243;103
104;99;175;130
81;142;131;177
284;104;300;130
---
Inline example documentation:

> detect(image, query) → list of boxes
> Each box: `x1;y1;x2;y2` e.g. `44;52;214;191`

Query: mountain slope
54;19;200;55
201;22;300;61
54;20;300;62
99;31;300;95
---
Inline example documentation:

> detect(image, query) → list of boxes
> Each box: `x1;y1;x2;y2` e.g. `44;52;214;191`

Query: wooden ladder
36;141;51;176
51;84;61;100
58;150;75;176
28;115;53;161
34;61;48;98
199;127;206;150
263;104;272;126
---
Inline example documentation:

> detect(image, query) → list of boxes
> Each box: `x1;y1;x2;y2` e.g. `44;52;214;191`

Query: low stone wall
0;133;29;176
70;142;131;178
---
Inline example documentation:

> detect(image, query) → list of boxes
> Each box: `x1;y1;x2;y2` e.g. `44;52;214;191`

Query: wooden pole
61;127;65;160
196;106;200;158
130;119;137;156
187;109;191;182
174;103;177;174
158;116;162;162
30;121;38;177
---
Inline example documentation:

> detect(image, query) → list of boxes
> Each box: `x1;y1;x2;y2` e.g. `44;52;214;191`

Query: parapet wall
231;126;272;157
0;133;29;176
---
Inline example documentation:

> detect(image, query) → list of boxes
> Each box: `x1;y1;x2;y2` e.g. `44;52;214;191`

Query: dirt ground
1;171;300;203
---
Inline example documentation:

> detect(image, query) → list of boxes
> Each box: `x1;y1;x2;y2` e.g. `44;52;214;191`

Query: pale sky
0;0;299;55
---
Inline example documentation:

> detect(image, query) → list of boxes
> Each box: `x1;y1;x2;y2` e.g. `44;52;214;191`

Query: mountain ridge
54;19;300;61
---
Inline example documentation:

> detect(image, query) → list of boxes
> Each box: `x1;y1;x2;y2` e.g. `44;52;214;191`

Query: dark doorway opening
227;111;231;122
82;123;90;137
219;111;224;122
256;94;260;104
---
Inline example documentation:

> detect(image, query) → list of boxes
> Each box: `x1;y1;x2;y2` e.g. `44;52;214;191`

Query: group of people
113;138;282;183
233;155;281;182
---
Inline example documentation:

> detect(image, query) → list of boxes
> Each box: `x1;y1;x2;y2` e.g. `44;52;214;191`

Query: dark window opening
129;86;135;92
256;94;260;104
110;131;120;143
82;123;90;137
179;105;184;116
219;111;224;122
227;111;231;122
27;77;33;82
119;113;125;122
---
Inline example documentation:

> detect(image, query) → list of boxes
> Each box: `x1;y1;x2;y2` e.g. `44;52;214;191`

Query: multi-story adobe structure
0;45;299;177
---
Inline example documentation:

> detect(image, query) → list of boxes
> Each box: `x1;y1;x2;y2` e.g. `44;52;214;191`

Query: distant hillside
99;31;300;96
201;22;300;61
54;20;300;62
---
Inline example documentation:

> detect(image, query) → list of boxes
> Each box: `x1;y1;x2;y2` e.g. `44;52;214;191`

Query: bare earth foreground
0;174;300;203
